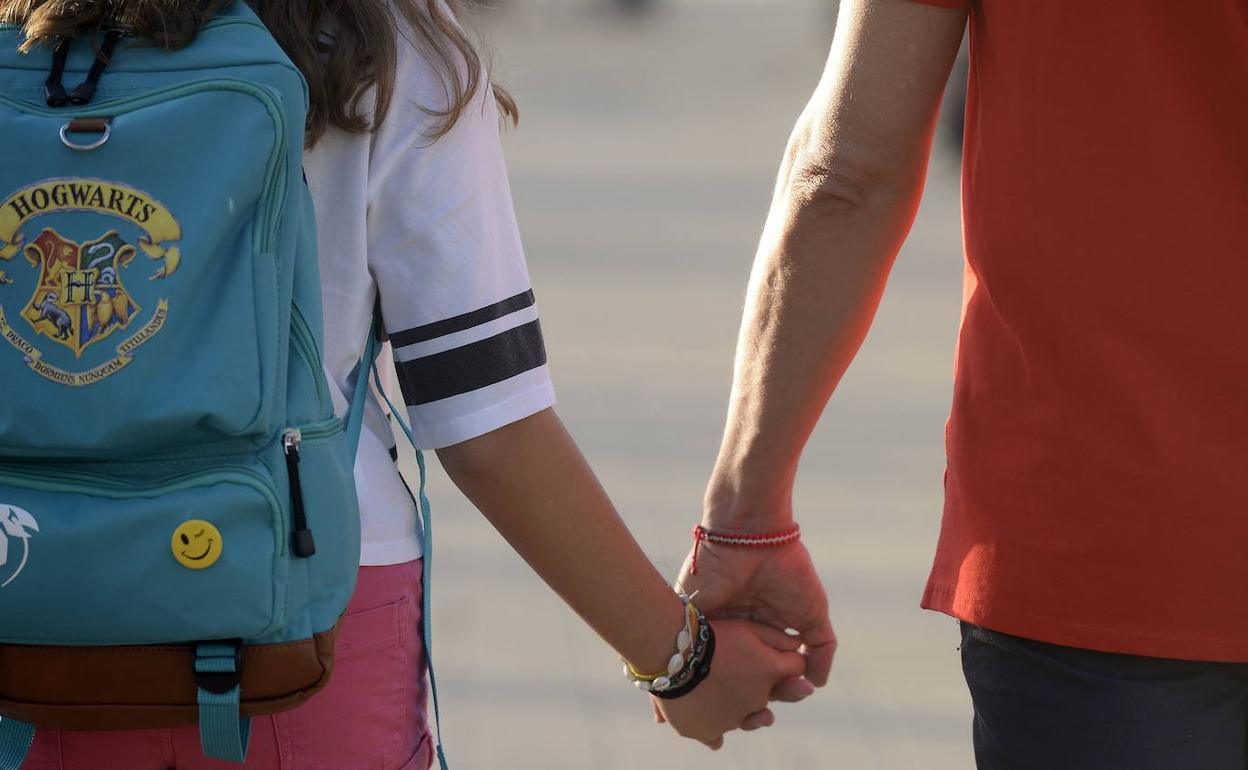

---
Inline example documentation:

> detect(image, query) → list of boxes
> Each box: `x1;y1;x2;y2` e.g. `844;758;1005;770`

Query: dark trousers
961;622;1248;770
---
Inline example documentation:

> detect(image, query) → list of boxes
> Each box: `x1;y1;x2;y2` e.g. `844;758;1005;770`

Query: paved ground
414;2;974;767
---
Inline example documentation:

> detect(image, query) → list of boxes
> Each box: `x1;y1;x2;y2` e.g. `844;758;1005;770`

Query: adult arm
680;0;969;687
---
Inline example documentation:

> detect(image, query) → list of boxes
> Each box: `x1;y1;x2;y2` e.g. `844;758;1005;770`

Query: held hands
677;532;836;687
652;618;812;749
649;523;834;748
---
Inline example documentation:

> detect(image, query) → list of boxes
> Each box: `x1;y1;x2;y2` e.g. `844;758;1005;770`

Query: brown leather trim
0;626;337;731
65;118;111;134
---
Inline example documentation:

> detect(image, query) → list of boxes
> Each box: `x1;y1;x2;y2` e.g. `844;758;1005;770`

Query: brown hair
1;0;517;146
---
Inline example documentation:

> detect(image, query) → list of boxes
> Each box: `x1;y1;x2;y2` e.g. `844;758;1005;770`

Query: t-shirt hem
922;580;1248;663
361;537;424;567
410;378;557;450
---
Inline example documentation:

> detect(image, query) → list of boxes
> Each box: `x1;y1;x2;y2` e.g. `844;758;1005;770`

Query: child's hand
652;618;813;749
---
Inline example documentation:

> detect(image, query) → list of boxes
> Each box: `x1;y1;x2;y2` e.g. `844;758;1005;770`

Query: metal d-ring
60;120;111;152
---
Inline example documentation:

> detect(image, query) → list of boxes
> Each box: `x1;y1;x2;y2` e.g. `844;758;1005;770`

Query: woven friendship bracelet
690;523;801;575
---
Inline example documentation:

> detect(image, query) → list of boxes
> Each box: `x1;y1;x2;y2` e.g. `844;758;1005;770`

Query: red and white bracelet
689;522;801;574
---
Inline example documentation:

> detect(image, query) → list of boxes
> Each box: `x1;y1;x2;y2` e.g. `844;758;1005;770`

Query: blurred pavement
412;2;973;768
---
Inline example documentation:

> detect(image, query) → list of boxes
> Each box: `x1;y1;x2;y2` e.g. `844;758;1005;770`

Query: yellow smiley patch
171;520;223;570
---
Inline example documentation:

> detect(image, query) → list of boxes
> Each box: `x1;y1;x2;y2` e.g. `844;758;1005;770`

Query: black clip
68;30;123;106
44;38;71;107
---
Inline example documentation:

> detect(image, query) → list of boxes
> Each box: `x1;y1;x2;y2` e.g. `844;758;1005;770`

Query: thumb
771;676;816;703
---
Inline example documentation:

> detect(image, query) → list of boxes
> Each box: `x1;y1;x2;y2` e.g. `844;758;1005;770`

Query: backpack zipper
283;428;315;557
0;463;285;555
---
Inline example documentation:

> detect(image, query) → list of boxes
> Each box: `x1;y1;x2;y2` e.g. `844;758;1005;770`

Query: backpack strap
0;716;35;770
345;315;384;458
194;641;249;764
183;319;378;766
369;360;450;770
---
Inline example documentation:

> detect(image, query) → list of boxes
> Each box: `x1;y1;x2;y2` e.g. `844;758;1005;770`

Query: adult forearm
437;408;686;674
705;121;929;528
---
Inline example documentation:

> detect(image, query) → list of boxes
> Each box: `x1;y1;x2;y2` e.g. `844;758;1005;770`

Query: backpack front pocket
0;462;287;645
0;81;290;458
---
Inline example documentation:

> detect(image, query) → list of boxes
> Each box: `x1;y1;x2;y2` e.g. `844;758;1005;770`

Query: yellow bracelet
623;600;700;681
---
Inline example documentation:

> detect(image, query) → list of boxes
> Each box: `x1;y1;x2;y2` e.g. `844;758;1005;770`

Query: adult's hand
651;537;828;732
676;536;836;688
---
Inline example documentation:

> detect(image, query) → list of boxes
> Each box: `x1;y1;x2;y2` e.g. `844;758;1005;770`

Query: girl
0;0;810;767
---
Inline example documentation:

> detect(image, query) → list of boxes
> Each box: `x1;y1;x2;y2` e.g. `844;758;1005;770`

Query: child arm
435;407;687;675
435;407;808;746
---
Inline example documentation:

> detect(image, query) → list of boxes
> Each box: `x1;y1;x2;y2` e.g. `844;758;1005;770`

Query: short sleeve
366;41;555;450
909;0;970;8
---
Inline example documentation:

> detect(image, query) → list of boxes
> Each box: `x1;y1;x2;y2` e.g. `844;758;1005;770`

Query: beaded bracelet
645;608;713;697
651;623;716;700
623;600;698;683
623;597;712;696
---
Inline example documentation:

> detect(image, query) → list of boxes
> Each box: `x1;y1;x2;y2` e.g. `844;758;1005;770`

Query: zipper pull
283;428;316;558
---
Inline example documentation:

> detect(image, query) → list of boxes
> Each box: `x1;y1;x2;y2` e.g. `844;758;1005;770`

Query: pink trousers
22;560;433;770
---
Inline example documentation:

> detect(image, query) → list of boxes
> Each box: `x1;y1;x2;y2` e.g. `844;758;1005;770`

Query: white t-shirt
303;31;556;566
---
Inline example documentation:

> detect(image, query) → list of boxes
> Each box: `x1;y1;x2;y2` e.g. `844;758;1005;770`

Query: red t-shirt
914;0;1248;660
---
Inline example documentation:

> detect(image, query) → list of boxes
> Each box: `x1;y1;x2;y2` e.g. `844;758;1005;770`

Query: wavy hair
1;0;517;145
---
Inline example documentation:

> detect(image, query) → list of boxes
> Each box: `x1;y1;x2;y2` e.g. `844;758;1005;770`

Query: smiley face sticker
171;520;223;570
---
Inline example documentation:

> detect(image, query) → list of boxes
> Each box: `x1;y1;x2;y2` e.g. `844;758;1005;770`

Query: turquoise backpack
0;4;444;767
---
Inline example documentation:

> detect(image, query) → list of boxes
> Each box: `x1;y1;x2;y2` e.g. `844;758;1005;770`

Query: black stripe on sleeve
390;290;536;348
395;320;548;406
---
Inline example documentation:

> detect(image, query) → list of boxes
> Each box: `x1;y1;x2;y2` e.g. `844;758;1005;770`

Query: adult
674;0;1248;766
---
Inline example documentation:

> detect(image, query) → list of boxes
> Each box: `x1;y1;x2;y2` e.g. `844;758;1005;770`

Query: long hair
0;0;518;146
